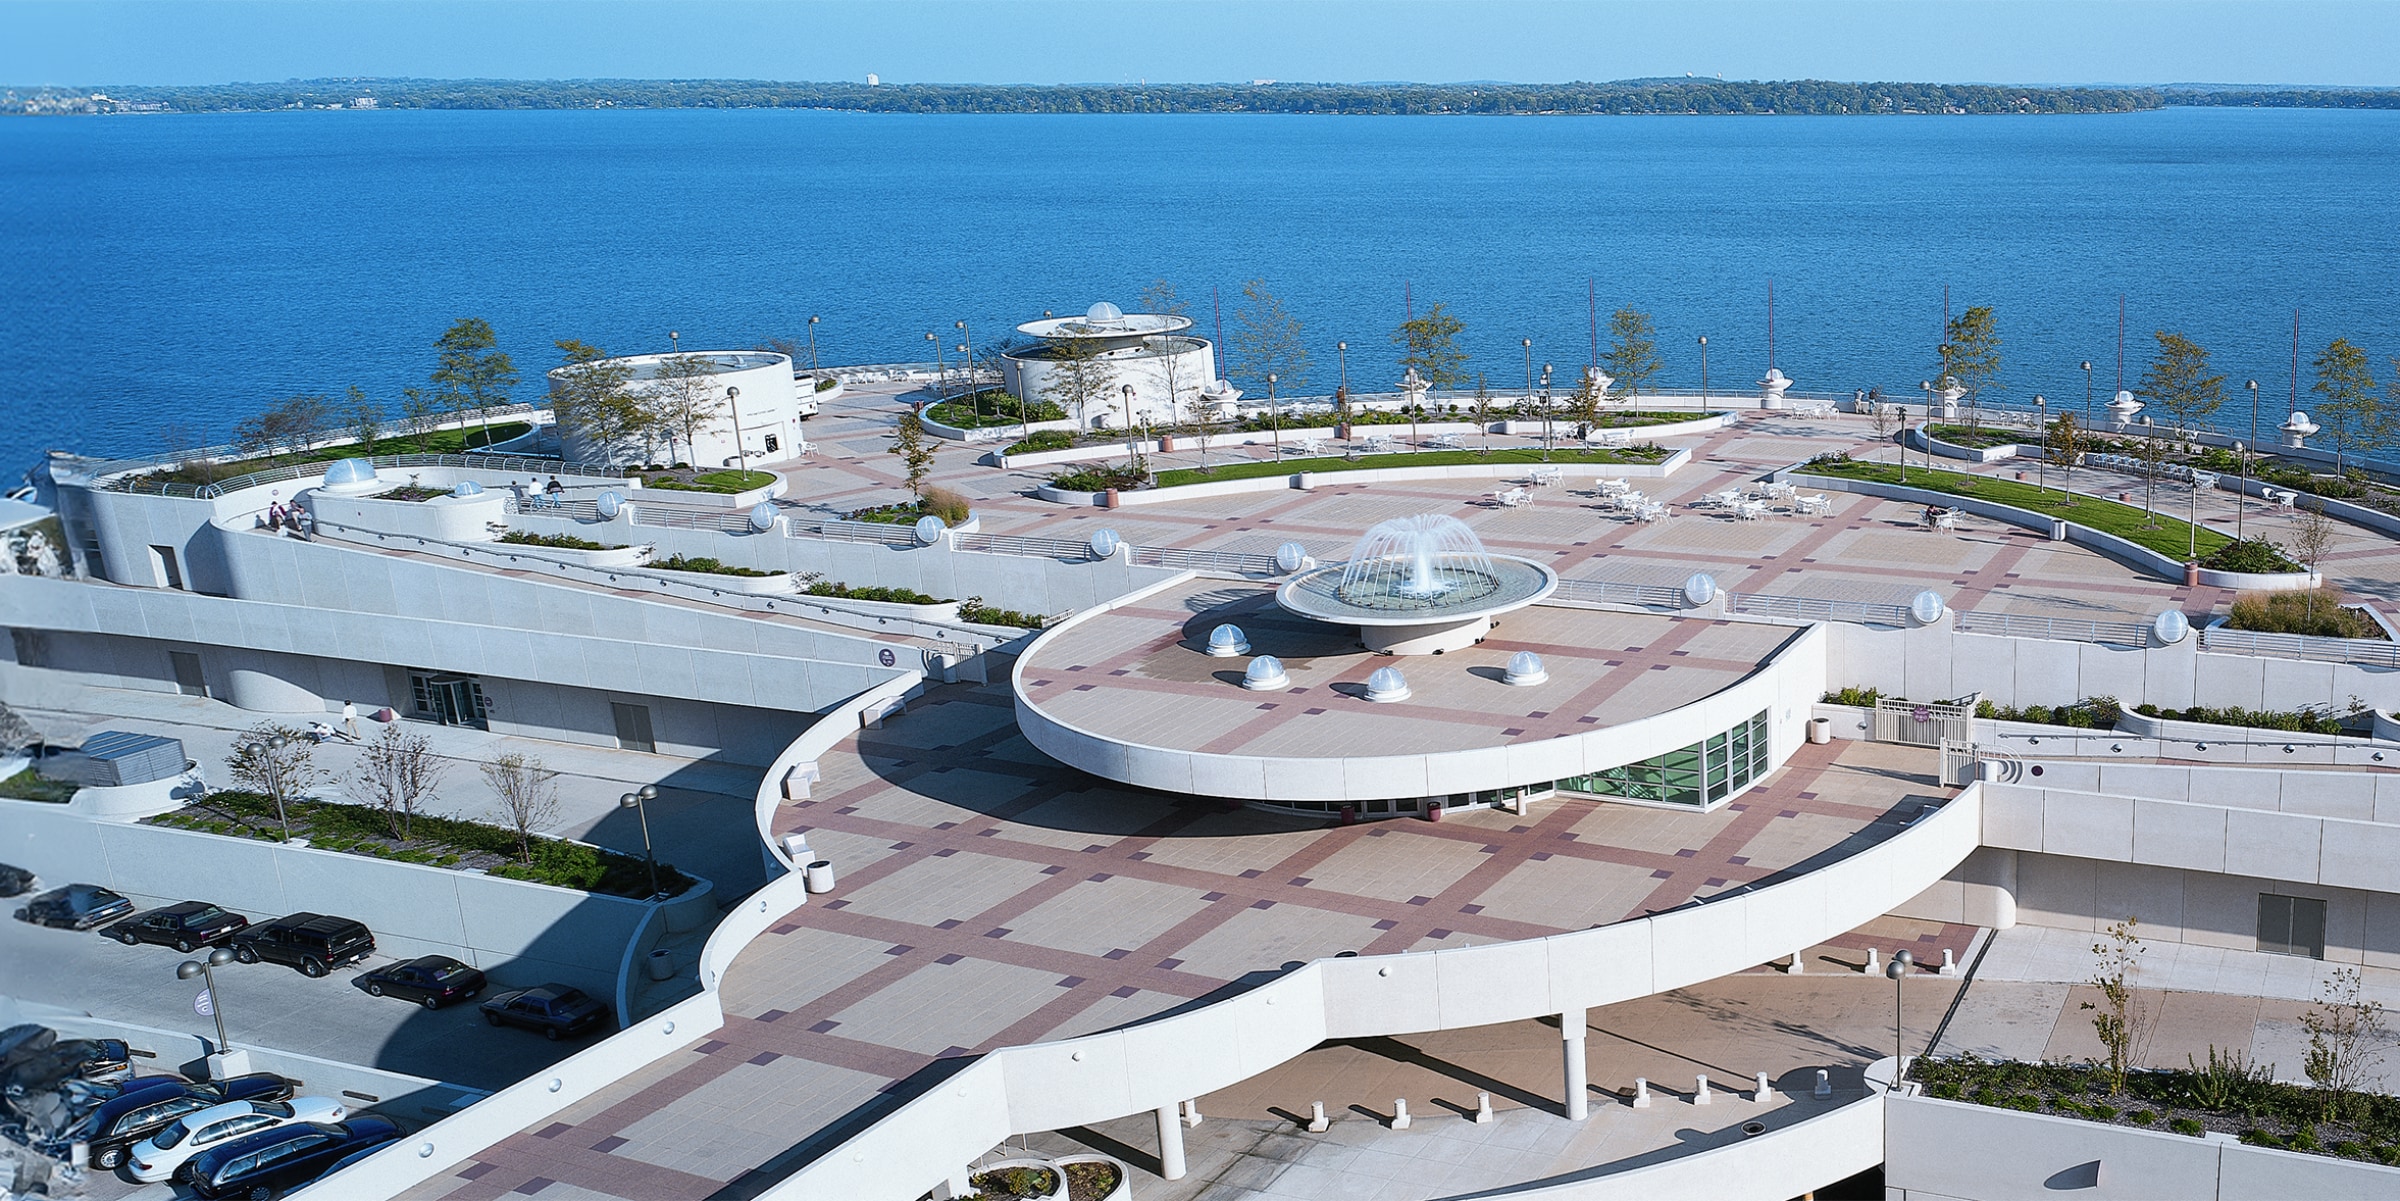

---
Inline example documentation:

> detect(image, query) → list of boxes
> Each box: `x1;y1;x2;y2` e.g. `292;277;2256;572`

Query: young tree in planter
1568;368;1605;439
2079;916;2150;1094
551;340;647;466
480;751;560;866
2044;411;2084;503
1471;375;1495;455
1185;390;1221;473
1137;278;1189;316
2301;966;2389;1122
345;386;383;454
646;354;727;467
2311;338;2379;474
227;723;326;844
398;386;444;453
1935;305;2003;429
889;410;936;497
350;724;446;841
1038;332;1110;429
2138;331;2226;435
233;394;335;464
1229;279;1312;395
430;317;519;449
2292;499;2338;617
1600;308;1662;403
1394;303;1469;391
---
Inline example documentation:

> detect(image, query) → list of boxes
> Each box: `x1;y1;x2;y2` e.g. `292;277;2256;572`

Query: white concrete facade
551;351;805;468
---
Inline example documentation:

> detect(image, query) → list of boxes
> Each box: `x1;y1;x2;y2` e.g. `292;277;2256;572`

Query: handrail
1548;577;1687;610
62;402;548;485
2198;625;2400;669
1954;611;2151;647
1128;545;1282;576
1728;591;1911;627
787;518;922;547
950;531;1093;560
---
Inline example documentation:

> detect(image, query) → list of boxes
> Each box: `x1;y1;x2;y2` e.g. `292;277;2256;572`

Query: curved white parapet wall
1498;1089;1883;1200
551;351;804;469
764;783;1983;1201
1014;575;1829;803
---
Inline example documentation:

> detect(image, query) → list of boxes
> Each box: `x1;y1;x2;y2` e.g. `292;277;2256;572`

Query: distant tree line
9;77;2182;117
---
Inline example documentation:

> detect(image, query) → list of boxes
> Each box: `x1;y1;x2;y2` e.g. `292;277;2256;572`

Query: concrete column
1560;1007;1589;1121
1155;1103;1186;1180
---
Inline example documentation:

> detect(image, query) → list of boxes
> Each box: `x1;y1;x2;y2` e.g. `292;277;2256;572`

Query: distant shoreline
13;77;2397;119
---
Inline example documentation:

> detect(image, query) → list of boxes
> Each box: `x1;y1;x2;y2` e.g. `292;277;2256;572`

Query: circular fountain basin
1276;554;1557;654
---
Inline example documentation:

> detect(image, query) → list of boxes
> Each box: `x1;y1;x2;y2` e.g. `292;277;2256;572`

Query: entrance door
150;545;183;590
410;673;488;729
2258;893;2328;959
612;702;656;753
169;651;207;698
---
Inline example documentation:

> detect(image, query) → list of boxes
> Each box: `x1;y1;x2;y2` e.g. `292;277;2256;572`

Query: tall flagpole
2291;309;2301;415
1588;278;1598;368
2116;294;2126;396
1768;278;1776;370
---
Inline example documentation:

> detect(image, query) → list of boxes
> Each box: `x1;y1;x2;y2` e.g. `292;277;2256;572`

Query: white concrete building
549;350;808;469
1000;302;1218;431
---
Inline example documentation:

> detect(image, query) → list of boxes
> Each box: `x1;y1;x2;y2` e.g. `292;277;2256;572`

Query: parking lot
1;905;585;1093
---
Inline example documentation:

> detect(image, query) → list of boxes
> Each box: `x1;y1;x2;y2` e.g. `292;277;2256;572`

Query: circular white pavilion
999;302;1218;431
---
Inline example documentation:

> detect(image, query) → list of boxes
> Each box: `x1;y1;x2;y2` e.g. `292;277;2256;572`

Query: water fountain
1276;513;1557;654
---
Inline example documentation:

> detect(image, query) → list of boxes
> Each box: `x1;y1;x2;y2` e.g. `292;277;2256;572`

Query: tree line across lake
25;77;2400;117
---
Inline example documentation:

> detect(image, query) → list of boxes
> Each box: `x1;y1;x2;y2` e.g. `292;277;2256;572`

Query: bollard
1940;947;1960;976
1862;947;1879;976
1694;1074;1712;1105
1814;1069;1832;1098
1474;1091;1494;1124
1391;1098;1412;1130
780;832;811;863
1182;1099;1202;1128
1307;1101;1330;1133
1632;1077;1652;1108
1788;952;1805;975
1755;1071;1773;1102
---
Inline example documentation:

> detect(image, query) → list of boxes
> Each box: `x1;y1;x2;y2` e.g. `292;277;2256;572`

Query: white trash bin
1806;717;1832;744
804;860;837;894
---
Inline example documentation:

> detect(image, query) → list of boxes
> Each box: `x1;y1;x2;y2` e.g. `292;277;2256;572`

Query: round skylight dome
1274;542;1312;574
752;504;780;532
1682;573;1719;608
1206;624;1250;657
451;480;484;498
1089;528;1123;559
1242;656;1290;691
1503;651;1548;687
1085;301;1124;323
1364;666;1411;704
1909;590;1948;627
321;458;377;488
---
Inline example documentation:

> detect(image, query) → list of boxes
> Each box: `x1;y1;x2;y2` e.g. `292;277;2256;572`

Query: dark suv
185;1116;401;1200
229;913;375;977
104;901;249;952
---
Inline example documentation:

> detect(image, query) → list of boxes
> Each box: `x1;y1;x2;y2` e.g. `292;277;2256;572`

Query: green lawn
1155;445;1670;488
1797;457;2232;560
0;768;77;803
642;469;777;494
128;422;536;488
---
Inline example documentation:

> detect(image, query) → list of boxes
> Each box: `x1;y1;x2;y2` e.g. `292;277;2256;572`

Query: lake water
4;106;2398;471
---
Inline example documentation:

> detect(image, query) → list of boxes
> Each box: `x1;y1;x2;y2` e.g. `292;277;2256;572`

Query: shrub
2200;538;2303;575
2172;1117;2206;1136
1821;687;1881;707
2136;702;2345;736
2227;589;2385;639
806;581;946;606
920;485;973;525
648;555;776;578
1004;430;1076;455
1048;464;1149;493
496;530;611;551
958;597;1047;629
2129;1109;2157;1125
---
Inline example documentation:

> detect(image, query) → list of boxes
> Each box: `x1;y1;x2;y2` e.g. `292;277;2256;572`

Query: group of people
262;498;310;535
516;476;569;509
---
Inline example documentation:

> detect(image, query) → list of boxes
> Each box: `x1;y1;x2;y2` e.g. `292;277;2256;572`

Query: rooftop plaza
11;369;2400;1200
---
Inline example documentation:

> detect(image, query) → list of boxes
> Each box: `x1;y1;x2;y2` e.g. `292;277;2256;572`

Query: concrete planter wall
303;489;507;543
1046;1154;1131;1201
618;478;786;509
2217;472;2400;540
1047;446;1695;509
1909;427;2027;463
800;592;964;624
2110;705;2378;751
996;440;1162;470
923;413;1078;443
617;564;794;596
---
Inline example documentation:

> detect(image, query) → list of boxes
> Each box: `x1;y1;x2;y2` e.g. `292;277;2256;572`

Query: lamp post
2033;396;2047;496
669;330;679;356
1268;373;1281;461
926;332;944;400
1885;949;1915;1089
807;315;821;375
1697;335;1709;403
1336;341;1349;395
1121;385;1140;469
2242;379;2260;542
724;385;749;472
177;947;238;1058
2189;455;2203;560
2142;415;2158;521
1539;363;1555;459
618;784;662;899
2081;360;2094;423
1919;381;1933;474
1897;406;1910;482
1522;338;1535;417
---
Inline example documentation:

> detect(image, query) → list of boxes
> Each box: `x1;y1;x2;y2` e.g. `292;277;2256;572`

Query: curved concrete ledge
614;564;794;595
763;783;1982;1201
1494;1087;1882;1199
923;413;1078;443
1034;447;1695;509
800;592;963;624
1908;427;2027;464
1013;574;1821;803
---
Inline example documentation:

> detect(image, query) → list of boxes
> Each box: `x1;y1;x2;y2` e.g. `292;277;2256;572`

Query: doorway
169;651;207;698
612;702;656;753
2258;893;2327;959
409;672;488;729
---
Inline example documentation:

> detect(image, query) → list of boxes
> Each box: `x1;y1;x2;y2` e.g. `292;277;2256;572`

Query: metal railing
2198;626;2400;670
787;518;923;548
1727;592;1912;627
1129;546;1282;576
951;531;1095;561
1954;611;2152;647
631;506;755;534
105;452;617;501
1548;577;1688;610
63;403;549;486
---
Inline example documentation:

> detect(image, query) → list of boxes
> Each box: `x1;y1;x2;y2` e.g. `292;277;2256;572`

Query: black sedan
480;984;610;1040
14;883;134;930
75;1072;292;1171
185;1115;401;1200
356;955;487;1009
103;900;250;952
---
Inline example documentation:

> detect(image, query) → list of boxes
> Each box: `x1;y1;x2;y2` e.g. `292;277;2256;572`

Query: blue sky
4;0;2396;88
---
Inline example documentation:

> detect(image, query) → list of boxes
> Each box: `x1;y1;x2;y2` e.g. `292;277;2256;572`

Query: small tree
1568;368;1604;438
350;724;445;841
1228;278;1312;395
2138;331;2226;434
1394;302;1469;391
430;317;519;448
2137;421;2169;524
344;385;382;454
1600;308;1662;403
2301;966;2389;1122
889;410;936;497
159;421;214;484
1186;389;1222;472
1137;278;1188;316
233;395;334;464
2080;917;2150;1094
226;723;325;843
398;387;444;453
2293;499;2338;614
1937;305;2003;429
481;751;559;865
2045;411;2084;502
2312;338;2379;473
551;340;647;466
646;354;725;466
1471;375;1495;454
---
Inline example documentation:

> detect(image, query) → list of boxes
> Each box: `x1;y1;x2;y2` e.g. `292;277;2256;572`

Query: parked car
127;1095;346;1183
229;912;375;976
0;862;34;897
479;984;610;1040
183;1116;401;1200
76;1073;292;1171
103;900;249;952
356;955;486;1009
14;883;134;930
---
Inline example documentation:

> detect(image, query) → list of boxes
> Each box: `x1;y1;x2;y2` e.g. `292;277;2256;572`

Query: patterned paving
412;680;1953;1199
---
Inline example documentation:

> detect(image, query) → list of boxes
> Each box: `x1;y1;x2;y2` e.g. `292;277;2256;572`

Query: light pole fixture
2081;360;2094;423
725;385;748;472
1336;341;1349;394
1268;373;1281;461
618;784;662;899
1919;381;1933;475
2242;379;2260;542
669;330;679;355
2033;396;2047;496
1885;949;1914;1089
1121;384;1140;469
956;320;972;393
2141;415;2158;521
1522;338;1534;413
1540;363;1555;459
2189;454;2202;561
1897;406;1910;482
807;316;821;374
177;947;238;1056
1697;335;1709;402
926;332;943;399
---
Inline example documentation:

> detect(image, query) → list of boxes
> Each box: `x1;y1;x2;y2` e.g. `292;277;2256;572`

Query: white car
125;1095;346;1182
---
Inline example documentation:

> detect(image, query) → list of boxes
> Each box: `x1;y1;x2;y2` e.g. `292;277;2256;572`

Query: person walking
341;701;359;740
